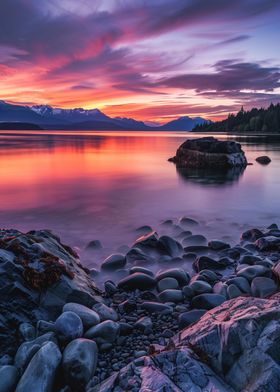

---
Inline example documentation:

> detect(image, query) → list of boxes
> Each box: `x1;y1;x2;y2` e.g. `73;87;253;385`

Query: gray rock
239;254;262;265
140;301;173;314
256;155;271;164
134;350;147;358
158;289;183;303
213;282;228;297
84;320;120;344
156;268;190;286
63;339;98;387
0;366;19;392
255;236;280;251
54;311;83;342
101;254;126;271
16;342;61;392
227;284;242;299
237;265;270;281
182;234;207;247
129;266;154;277
117;272;156;291
36;320;55;336
135;317;153;334
192;293;226;310
92;303;118;322
198;269;220;284
133;231;159;249
179;310;206;329
158;235;183;257
182;285;194;298
157;277;179;292
86;240;102;250
63;303;100;329
193;256;230;272
241;228;264;242
251;277;277;298
14;332;57;372
226;276;251;294
208;240;230;250
189;280;212;295
135;225;153;235
126;247;152;264
104;280;117;295
19;323;36;342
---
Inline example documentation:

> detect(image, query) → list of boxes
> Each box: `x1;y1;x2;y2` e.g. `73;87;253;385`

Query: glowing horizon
1;0;280;123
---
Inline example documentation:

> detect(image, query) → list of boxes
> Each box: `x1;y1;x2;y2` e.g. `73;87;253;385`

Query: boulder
208;240;230;251
241;228;264;242
117;273;156;291
171;137;247;168
15;342;61;392
237;265;270;281
182;234;207;246
101;254;126;271
63;303;100;329
189;280;212;295
19;323;36;342
62;339;98;387
157;277;179;292
256;156;271;164
178;310;206;329
191;293;226;310
54;311;83;342
92;303;118;322
84;320;120;344
255;236;280;251
0;366;19;392
156;268;190;286
158;236;183;257
158;289;183;303
251;277;277;298
227;284;242;299
193;256;230;272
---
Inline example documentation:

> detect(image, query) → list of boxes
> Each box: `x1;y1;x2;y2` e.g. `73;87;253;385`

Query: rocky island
169;137;247;168
1;219;280;391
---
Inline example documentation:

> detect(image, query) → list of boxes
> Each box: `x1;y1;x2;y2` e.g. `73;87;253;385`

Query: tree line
194;103;280;133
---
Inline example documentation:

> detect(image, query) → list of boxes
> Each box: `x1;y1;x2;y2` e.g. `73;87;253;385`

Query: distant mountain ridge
0;100;208;131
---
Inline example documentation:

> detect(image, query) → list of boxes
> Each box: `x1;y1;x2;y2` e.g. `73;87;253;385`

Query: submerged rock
117;272;156;291
256;155;271;164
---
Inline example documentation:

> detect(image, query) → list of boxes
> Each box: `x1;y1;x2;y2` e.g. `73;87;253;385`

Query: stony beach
1;217;280;391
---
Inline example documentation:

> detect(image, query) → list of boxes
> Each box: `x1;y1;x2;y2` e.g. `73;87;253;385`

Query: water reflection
176;165;246;186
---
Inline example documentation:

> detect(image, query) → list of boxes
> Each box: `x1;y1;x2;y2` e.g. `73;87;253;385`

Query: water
0;130;280;267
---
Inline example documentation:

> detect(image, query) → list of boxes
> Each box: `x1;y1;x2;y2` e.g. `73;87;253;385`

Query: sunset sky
0;0;280;123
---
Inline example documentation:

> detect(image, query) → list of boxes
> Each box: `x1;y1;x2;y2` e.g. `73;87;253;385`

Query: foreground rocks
169;137;247;168
1;222;280;391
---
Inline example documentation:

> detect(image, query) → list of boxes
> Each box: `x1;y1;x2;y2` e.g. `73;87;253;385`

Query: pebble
101;254;126;271
155;268;190;286
191;293;226;310
63;303;100;329
118;273;156;291
92;303;118;322
157;277;179;292
158;289;183;303
55;312;83;343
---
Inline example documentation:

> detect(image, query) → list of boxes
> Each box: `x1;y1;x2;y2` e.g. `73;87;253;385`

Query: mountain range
0;100;209;131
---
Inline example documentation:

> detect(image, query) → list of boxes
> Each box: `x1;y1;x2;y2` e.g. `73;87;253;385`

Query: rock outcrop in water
169;137;247;168
1;222;280;391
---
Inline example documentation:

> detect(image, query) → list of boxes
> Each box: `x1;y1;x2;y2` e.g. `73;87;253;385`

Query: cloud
158;60;280;92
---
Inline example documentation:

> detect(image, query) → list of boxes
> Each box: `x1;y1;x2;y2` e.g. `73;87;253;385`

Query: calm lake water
0;130;280;267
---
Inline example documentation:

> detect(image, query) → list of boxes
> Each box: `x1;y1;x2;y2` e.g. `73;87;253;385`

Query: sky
0;0;280;123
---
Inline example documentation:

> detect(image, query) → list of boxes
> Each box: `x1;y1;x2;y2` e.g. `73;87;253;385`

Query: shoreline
1;219;280;391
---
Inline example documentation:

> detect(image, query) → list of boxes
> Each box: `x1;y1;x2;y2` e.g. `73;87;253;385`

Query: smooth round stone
191;294;226;310
198;269;220;284
255;236;280;251
135;317;153;334
189;280;212;295
158;235;183;257
126;247;152;264
15;342;61;392
55;311;83;342
119;322;134;336
135;225;153;235
176;231;192;240
182;234;207;247
161;219;173;226
0;355;12;366
226;277;251;294
239;254;262;265
193;256;229;272
92;303;118;321
251;277;277;298
213;282;228;297
130;266;154;277
182;285;194;298
86;240;102;251
117;272;156;291
208;240;230;251
84;320;120;343
158;255;172;263
89;268;99;278
101;254;126;271
0;365;19;392
155;268;190;286
63;303;100;329
237;265;270;281
62;339;98;387
157;277;179;292
140;301;173;314
241;228;264;242
104;280;118;295
19;323;36;342
182;253;196;262
179;217;199;227
134;231;158;249
158;289;183;303
227;284;242;299
256;155;271;164
178;310;206;329
36;320;55;336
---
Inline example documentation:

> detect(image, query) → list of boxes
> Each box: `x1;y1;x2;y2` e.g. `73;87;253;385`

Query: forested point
194;103;280;133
